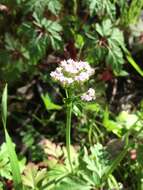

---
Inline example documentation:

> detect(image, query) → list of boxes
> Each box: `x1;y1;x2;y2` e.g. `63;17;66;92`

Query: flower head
50;59;94;87
81;88;96;102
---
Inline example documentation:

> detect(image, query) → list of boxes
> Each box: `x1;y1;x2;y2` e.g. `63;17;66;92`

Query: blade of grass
102;118;139;182
102;132;129;182
103;145;128;182
126;55;143;77
1;84;23;190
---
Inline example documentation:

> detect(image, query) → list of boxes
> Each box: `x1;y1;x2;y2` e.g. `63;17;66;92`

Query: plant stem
73;0;77;16
65;89;73;172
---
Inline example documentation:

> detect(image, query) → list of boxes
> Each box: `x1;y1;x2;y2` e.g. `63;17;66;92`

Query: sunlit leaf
1;84;23;190
41;93;62;111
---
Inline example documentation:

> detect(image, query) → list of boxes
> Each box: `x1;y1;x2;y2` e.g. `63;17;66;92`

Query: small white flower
81;88;96;102
88;88;95;96
75;72;89;82
50;59;94;87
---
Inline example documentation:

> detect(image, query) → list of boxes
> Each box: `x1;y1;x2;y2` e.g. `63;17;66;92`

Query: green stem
73;0;77;16
65;89;73;172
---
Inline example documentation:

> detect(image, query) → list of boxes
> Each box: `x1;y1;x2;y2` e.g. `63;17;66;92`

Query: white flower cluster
50;59;94;87
81;88;96;102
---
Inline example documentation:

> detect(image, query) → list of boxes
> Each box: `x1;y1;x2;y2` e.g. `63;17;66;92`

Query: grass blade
127;55;143;77
1;84;23;190
1;84;7;128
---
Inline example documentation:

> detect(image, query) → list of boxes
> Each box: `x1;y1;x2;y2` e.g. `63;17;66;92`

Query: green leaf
41;139;63;159
47;21;62;32
117;111;142;131
118;111;138;127
5;131;23;189
126;55;143;77
85;103;100;113
22;163;46;189
75;34;84;49
73;105;82;117
103;145;128;181
117;70;129;76
41;93;62;110
103;108;122;137
108;174;120;189
26;0;61;16
96;24;104;36
0;143;11;179
95;19;126;74
109;28;127;53
1;84;7;128
1;84;23;190
101;19;112;36
86;0;115;19
83;144;109;179
106;47;124;74
88;0;100;15
47;164;69;185
32;14;62;49
47;0;62;15
54;177;91;190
